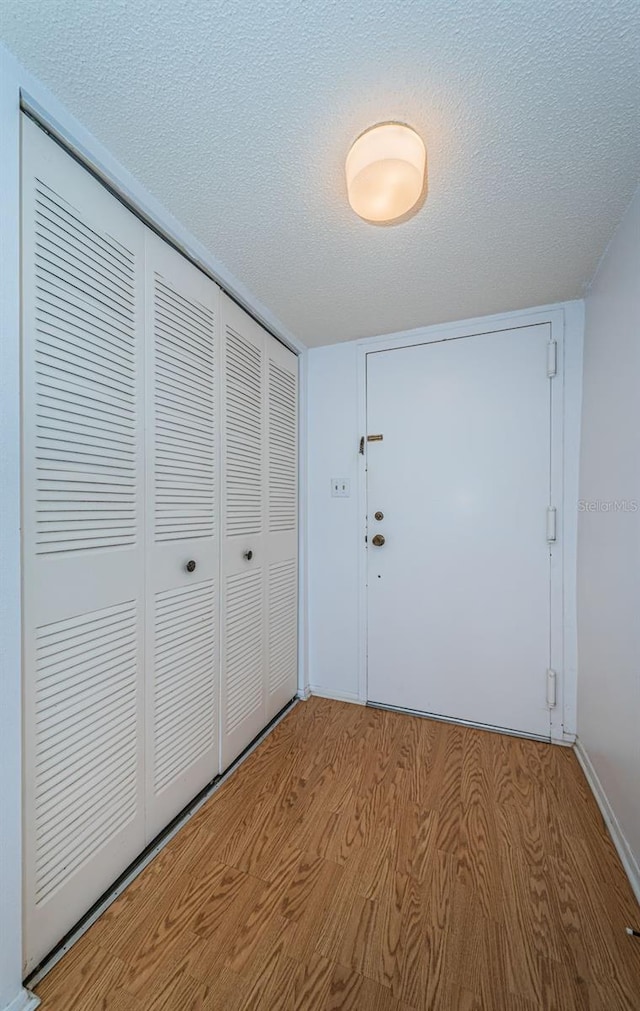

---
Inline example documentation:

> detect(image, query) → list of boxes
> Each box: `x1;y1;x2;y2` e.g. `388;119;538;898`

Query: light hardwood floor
35;697;640;1010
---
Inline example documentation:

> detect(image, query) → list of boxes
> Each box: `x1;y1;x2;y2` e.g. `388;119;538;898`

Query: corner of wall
574;738;640;906
575;185;640;901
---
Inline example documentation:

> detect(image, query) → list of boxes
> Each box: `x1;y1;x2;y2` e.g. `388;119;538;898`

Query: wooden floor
36;697;640;1010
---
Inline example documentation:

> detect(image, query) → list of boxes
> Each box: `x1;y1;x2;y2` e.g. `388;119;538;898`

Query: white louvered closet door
265;336;298;722
21;117;146;973
144;233;220;840
220;295;298;770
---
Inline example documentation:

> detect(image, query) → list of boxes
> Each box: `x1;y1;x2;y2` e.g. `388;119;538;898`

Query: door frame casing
354;303;584;745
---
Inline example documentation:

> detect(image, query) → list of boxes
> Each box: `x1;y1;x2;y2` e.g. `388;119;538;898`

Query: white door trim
354;302;583;745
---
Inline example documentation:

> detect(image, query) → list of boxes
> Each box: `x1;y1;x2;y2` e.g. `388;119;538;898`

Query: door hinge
546;506;557;543
359;436;365;455
547;668;557;708
547;340;557;378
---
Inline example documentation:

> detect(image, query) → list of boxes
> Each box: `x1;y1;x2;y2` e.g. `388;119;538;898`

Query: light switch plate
331;478;350;498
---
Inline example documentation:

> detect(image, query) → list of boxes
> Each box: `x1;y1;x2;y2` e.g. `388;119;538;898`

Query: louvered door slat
36;181;135;265
153;275;215;543
22;116;146;973
33;276;136;547
33;170;138;556
225;327;263;537
268;360;297;533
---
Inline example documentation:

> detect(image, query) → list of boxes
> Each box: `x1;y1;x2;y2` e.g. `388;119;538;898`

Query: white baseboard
3;989;40;1011
297;686;311;701
309;686;365;705
574;738;640;907
557;733;576;747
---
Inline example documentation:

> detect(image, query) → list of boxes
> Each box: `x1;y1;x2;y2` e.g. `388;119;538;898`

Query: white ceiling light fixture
345;122;427;224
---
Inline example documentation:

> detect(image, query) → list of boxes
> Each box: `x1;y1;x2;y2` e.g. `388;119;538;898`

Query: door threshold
366;701;551;743
24;697;298;990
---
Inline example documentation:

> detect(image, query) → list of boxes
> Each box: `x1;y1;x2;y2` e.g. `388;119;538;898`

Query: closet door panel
265;340;298;719
266;557;297;715
224;567;265;736
220;296;298;768
220;296;268;769
22;116;146;973
145;234;220;840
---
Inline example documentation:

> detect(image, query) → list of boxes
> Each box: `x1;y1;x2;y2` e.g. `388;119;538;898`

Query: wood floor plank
224;875;292;974
281;857;346;963
34;697;640;1010
36;945;128;1011
282;951;335;1011
322;963;369;1010
234;917;290;1011
118;860;253;995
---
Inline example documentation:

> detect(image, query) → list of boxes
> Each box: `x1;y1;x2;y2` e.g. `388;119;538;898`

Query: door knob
374;511;384;521
371;534;385;547
185;560;196;573
243;550;253;561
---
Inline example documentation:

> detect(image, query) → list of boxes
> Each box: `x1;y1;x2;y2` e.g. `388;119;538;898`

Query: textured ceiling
1;1;639;347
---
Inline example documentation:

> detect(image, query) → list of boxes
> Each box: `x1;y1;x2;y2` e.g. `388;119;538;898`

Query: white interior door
22;116;146;972
220;296;298;770
366;325;554;739
144;233;220;840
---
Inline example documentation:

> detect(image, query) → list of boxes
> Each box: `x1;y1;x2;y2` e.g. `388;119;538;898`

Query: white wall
576;186;640;898
307;341;363;701
307;304;584;735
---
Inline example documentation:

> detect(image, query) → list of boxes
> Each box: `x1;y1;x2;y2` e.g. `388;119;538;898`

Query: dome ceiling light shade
345;122;427;224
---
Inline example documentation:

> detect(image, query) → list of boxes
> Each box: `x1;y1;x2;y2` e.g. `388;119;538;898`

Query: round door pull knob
371;534;385;547
243;550;253;561
185;560;196;573
374;511;384;521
